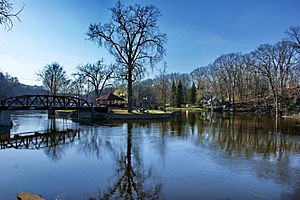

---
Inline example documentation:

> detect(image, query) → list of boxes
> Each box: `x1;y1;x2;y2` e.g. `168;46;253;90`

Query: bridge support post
0;110;12;127
0;127;10;136
48;110;56;118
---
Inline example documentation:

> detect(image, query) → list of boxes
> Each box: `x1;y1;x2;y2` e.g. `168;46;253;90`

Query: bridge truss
0;95;91;110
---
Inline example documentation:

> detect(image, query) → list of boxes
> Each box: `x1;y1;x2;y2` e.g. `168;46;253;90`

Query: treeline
130;26;300;114
0;71;45;99
19;26;300;115
2;1;299;115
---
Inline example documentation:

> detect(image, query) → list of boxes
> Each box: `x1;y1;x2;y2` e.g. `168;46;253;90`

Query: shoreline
57;110;178;121
56;109;300;121
107;112;177;120
282;114;300;120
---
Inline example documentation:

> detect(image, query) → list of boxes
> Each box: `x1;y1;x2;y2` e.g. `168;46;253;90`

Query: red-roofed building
96;93;126;108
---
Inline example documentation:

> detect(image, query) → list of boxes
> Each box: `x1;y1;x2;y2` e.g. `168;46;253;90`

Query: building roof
96;93;125;101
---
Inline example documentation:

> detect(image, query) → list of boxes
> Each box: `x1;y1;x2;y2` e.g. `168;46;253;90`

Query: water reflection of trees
155;112;300;157
43;132;78;161
43;117;78;161
88;123;161;200
38;112;300;199
76;126;105;158
200;112;300;157
154;111;300;199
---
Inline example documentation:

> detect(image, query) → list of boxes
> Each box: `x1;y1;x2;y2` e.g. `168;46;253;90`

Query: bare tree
210;63;228;102
76;60;115;101
87;1;166;112
191;65;219;102
70;75;86;99
191;66;210;94
37;62;70;95
0;0;23;30
251;41;297;116
213;53;241;105
133;78;157;110
286;26;300;54
242;53;262;106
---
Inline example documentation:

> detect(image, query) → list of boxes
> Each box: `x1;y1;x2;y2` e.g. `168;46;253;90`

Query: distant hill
0;72;46;100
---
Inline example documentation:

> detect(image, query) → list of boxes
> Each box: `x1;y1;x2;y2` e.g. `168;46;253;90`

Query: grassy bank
57;108;176;121
111;109;172;114
109;109;176;120
172;107;205;112
282;114;300;120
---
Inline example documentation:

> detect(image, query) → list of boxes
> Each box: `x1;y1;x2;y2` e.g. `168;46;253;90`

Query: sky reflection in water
0;111;299;199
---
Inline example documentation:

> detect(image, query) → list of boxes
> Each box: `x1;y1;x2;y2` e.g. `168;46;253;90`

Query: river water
0;111;300;200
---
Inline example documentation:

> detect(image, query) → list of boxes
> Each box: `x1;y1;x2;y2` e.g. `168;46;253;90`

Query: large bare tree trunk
87;2;166;111
127;69;133;112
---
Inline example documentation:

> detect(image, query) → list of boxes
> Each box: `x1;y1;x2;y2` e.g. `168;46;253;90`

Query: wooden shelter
96;93;126;107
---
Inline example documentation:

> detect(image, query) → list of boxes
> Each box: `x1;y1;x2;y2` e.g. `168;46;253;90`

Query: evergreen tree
176;80;183;107
196;82;204;107
188;82;197;105
170;80;177;107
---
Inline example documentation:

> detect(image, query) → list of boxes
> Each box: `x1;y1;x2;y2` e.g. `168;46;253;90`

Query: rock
16;192;45;200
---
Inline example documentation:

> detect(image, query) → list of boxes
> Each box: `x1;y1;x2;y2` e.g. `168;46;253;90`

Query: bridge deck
0;95;92;111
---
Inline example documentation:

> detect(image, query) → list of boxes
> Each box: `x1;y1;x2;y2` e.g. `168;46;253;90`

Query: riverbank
282;114;300;120
173;107;205;112
57;109;177;121
57;107;300;122
108;109;176;120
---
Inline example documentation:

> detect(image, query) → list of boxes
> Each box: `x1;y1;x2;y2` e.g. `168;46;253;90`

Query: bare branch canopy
0;0;24;30
87;1;167;112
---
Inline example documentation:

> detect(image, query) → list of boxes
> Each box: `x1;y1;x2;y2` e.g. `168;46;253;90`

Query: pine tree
196;82;204;107
176;80;183;107
188;82;197;105
171;80;177;107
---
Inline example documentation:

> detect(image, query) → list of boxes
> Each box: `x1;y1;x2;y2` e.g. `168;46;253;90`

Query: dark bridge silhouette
0;129;79;150
0;95;91;110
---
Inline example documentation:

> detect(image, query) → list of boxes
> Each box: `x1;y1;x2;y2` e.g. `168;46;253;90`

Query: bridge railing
0;95;92;110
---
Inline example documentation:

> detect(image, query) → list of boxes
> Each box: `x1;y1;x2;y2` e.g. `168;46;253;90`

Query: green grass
111;109;171;115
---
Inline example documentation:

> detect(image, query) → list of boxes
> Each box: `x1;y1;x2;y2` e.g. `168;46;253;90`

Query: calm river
0;111;300;200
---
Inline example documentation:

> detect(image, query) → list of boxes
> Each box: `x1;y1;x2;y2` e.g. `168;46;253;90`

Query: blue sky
0;0;299;85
